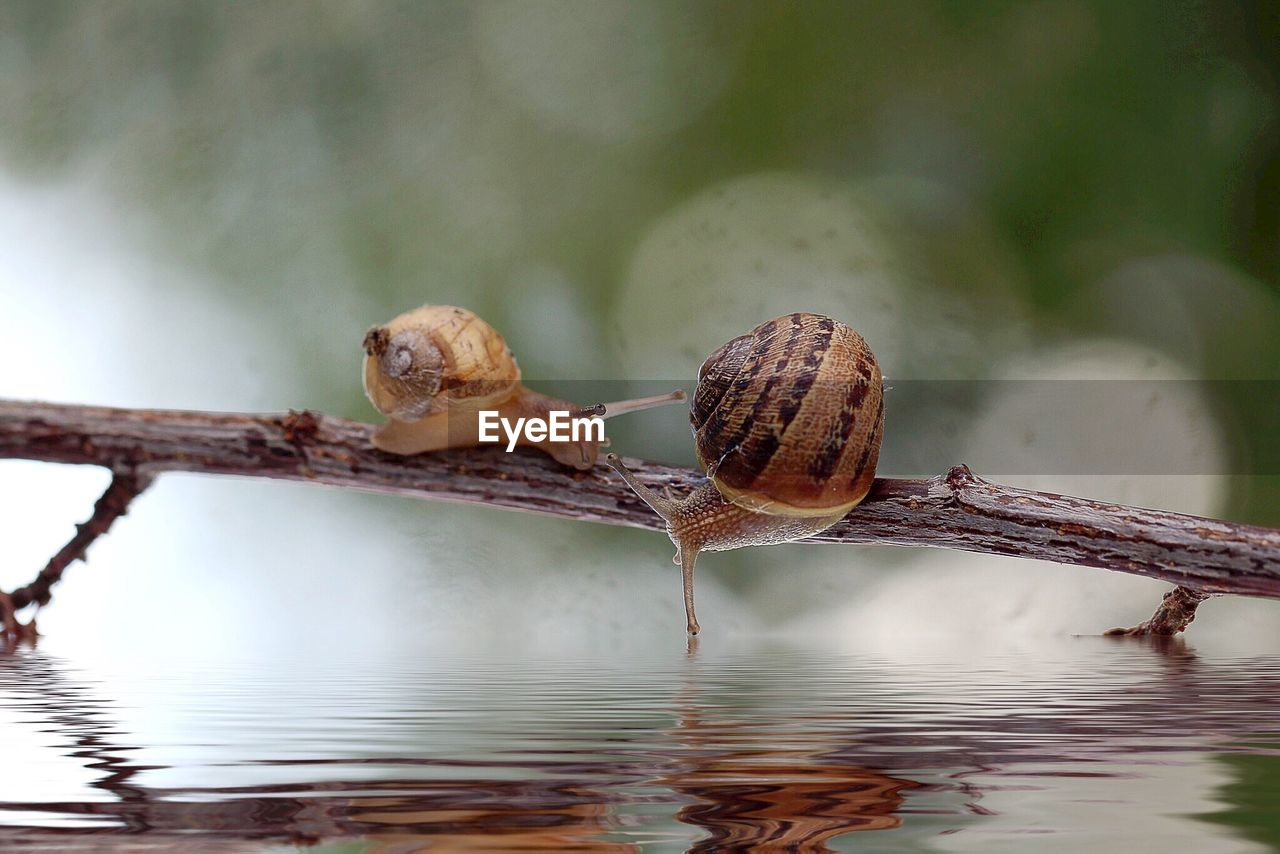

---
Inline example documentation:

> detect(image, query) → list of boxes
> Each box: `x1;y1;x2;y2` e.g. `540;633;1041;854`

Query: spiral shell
690;312;883;516
362;305;521;421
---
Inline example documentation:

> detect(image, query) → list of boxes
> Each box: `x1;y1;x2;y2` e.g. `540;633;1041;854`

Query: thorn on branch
1105;586;1212;637
1;469;152;647
945;463;978;492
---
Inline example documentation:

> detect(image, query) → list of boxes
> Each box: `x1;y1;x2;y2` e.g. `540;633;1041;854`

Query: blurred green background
2;0;1279;610
2;4;1280;846
3;0;1278;520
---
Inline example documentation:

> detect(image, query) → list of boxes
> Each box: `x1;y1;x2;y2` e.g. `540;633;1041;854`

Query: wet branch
2;399;1279;640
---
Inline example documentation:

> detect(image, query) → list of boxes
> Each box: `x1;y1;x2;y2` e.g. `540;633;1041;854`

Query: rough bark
1105;586;1212;637
1;399;1278;634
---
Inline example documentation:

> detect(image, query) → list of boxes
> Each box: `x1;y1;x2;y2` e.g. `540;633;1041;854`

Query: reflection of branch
2;399;1279;623
0;652;154;815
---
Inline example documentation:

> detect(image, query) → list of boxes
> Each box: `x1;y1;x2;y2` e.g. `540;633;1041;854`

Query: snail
363;304;684;468
606;312;884;635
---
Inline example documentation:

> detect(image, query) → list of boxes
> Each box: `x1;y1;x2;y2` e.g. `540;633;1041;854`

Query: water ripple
0;639;1277;851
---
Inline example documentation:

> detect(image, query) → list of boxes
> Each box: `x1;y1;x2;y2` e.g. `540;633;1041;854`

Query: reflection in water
662;662;919;851
664;743;916;850
0;639;1277;851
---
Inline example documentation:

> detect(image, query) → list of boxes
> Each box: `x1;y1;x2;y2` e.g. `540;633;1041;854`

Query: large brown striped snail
363;305;684;468
607;312;884;635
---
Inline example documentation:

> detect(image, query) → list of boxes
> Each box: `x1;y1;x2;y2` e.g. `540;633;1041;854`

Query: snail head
362;324;445;421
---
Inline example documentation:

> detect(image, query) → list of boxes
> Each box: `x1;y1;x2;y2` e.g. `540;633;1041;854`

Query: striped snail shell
691;312;883;516
606;312;884;635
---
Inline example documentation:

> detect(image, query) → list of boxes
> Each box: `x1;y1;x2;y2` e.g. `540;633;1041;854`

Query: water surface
0;638;1277;851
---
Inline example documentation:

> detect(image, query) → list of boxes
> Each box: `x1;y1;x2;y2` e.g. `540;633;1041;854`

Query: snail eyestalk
597;389;686;419
605;454;675;520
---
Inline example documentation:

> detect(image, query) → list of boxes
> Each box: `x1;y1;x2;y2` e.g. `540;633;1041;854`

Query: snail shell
362;305;521;421
690;312;884;516
604;311;885;635
363;303;686;465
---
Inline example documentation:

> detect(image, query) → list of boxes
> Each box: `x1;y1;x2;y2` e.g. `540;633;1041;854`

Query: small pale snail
363;304;685;468
607;312;884;635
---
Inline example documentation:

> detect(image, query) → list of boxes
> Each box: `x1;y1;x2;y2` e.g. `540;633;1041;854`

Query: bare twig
1105;586;1212;637
10;470;152;610
1;399;1279;625
1;469;152;644
0;593;21;644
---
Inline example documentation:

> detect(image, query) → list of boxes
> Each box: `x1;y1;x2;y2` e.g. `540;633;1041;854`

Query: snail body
607;312;884;634
363;305;683;469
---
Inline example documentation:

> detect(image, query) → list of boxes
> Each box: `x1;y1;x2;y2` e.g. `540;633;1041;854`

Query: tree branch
1105;586;1212;637
0;468;152;644
2;399;1278;625
11;471;152;613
